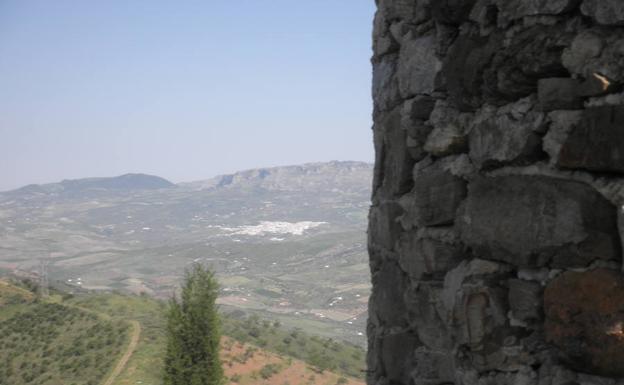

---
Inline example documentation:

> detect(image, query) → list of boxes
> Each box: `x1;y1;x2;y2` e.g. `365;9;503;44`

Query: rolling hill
0;280;366;385
0;161;372;346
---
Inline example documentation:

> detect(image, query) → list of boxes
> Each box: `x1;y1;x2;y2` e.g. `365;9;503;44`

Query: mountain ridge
2;160;373;196
2;173;175;196
180;160;373;192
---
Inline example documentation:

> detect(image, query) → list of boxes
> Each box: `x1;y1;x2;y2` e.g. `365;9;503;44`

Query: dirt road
102;320;141;385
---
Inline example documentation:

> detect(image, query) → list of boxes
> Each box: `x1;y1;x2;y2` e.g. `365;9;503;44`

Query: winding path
102;320;141;385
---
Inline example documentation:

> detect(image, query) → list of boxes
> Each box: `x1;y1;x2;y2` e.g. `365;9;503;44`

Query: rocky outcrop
368;1;624;384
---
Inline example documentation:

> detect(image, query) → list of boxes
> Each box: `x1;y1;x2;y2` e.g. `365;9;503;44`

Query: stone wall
367;1;624;384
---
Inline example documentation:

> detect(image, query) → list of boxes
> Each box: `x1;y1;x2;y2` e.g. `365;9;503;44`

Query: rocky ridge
368;1;624;384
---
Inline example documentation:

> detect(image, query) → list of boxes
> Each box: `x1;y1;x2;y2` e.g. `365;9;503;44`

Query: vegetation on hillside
164;265;223;385
0;278;364;385
0;301;129;385
222;313;365;378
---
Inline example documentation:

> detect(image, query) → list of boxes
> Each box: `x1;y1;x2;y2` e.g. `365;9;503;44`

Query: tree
163;264;223;385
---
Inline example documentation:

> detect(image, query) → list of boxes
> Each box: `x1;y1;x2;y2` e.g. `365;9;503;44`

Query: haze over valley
0;161;372;346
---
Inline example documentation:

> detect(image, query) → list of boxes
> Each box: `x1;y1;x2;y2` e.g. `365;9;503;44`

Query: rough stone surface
424;100;470;156
372;107;414;200
398;231;463;281
580;0;624;26
496;0;581;22
545;269;624;377
399;166;466;228
537;78;584;111
562;28;624;83
397;34;442;98
458;176;620;268
555;106;624;174
368;1;624;383
509;279;543;322
469;97;545;169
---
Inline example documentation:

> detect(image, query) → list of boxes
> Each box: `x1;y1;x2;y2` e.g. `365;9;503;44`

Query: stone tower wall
367;1;624;384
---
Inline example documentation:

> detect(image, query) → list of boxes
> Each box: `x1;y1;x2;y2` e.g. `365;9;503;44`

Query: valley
0;161;373;346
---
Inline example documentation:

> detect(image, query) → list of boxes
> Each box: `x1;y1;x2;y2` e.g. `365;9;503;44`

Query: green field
0;280;365;385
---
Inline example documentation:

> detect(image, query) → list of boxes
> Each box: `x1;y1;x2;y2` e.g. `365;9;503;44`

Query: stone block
538;78;584;111
402;95;437;122
369;201;403;252
496;0;581;22
405;282;451;351
377;0;430;24
410;348;455;385
485;25;574;104
430;0;477;25
469;97;545;169
397;34;442;98
458;176;620;268
545;269;624;377
380;331;420;384
373;107;415;199
372;54;401;113
398;232;463;281
399;168;467;228
581;0;624;25
370;261;409;327
554;106;624;174
508;279;543;322
442;33;499;111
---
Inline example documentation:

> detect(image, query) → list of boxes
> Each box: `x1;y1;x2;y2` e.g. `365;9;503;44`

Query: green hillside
0;290;129;385
66;292;366;384
0;280;365;385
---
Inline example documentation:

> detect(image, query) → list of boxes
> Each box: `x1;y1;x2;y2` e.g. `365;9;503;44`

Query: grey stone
469;97;545;169
542;110;584;164
496;0;581;22
518;268;550;283
552;106;624;174
377;0;431;24
402;95;437;121
424;125;468;157
410;348;455;385
538;78;584;111
402;96;437;161
508;279;543;322
369;202;403;252
398;232;463;281
380;331;420;384
485;23;575;104
372;54;401;113
399;167;467;228
442;260;513;371
405;282;451;351
373;107;414;200
562;28;624;83
373;12;398;58
397;33;442;98
561;30;605;78
457;176;620;268
424;100;471;156
430;0;477;25
442;33;500;111
370;261;409;327
580;0;624;25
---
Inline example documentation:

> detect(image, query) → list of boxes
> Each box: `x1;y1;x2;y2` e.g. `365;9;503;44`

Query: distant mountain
0;161;372;346
3;173;175;197
180;161;373;193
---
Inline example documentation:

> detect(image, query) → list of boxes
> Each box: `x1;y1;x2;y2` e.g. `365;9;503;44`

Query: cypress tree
163;264;223;385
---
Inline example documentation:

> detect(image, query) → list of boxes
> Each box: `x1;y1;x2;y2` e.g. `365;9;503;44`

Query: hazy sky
0;1;375;191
